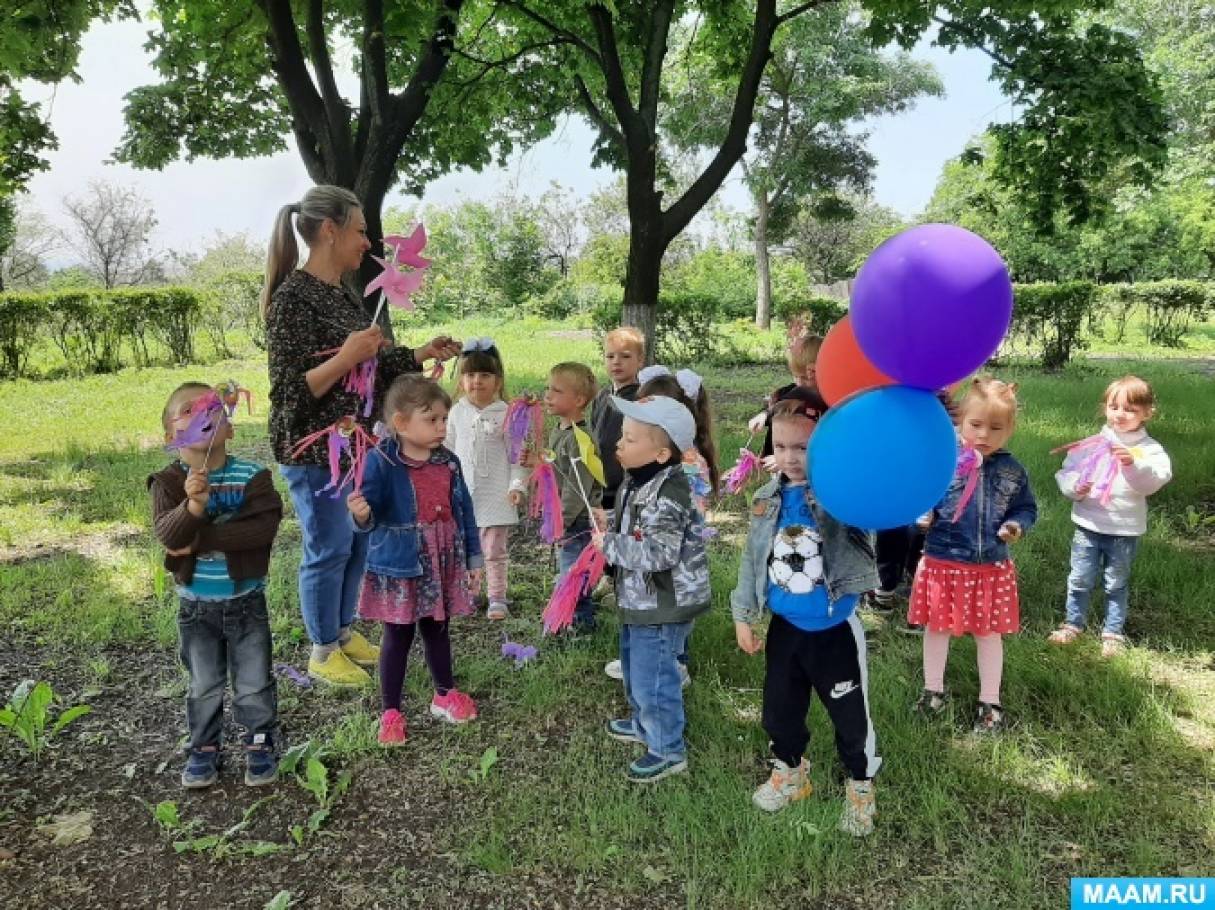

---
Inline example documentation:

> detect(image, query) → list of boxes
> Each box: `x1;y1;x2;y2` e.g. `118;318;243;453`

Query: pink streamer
723;447;762;495
1053;434;1122;507
504;394;544;465
542;543;606;635
528;461;564;544
950;445;983;522
289;417;377;498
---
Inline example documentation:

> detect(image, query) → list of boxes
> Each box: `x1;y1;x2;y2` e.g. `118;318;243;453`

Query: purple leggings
380;618;454;711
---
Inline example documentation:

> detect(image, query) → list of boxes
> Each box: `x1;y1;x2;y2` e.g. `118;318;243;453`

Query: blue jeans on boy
280;464;369;646
178;589;277;751
558;517;595;629
620;621;692;761
1064;526;1141;636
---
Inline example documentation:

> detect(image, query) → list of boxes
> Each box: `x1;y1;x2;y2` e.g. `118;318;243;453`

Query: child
747;326;823;464
909;378;1037;733
594;396;711;782
544;362;605;631
603;365;719;684
1049;375;1172;657
348;375;482;745
731;392;882;836
444;338;527;620
150;382;283;789
590;327;645;512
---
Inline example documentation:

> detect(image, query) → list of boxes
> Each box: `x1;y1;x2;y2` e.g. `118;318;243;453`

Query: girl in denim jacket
348;375;483;745
909;378;1037;733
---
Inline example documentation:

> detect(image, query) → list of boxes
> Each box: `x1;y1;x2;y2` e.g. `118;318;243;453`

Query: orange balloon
817;315;895;406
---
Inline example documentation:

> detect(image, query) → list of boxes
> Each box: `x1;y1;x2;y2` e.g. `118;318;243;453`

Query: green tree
790;194;907;284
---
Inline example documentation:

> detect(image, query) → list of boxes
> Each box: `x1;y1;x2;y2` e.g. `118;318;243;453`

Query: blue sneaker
244;736;277;787
181;748;220;788
627;752;687;784
606;718;644;745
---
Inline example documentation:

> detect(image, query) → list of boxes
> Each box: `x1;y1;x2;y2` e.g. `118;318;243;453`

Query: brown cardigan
148;462;283;585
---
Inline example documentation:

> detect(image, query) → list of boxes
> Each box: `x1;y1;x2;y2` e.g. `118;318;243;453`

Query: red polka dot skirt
908;555;1020;636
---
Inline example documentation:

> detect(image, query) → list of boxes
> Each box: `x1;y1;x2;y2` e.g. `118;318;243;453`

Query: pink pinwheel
950;443;983;522
365;254;425;311
383;224;431;269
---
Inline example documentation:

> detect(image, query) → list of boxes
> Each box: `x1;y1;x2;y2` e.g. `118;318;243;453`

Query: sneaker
181;747;220;789
487;601;509;621
340;630;380;668
606;718;645;744
627;752;687;784
752;758;812;812
839;779;876;837
604;658;624;680
308;648;372;687
862;590;896;615
1101;632;1127;658
244;742;278;787
898;621;925;636
973;701;1006;734
679;663;691;689
1048;623;1083;645
430;689;478;724
378;708;408;746
912;688;949;716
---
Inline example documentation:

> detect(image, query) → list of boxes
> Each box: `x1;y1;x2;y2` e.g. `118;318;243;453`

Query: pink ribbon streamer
528;461;564;544
1053;434;1122;507
504;394;544;465
723;447;762;495
950;445;983;522
542;543;606;635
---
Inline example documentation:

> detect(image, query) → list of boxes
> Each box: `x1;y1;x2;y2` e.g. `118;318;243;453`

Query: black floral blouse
267;270;419;466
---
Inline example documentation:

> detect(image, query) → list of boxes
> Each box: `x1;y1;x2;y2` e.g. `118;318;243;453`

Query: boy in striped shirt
150;382;283;788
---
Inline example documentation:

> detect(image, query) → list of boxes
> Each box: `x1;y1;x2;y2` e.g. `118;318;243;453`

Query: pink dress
357;457;474;625
907;555;1020;636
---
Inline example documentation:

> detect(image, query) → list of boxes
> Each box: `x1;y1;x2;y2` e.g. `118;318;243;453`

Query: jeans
1064;527;1140;635
620;621;692;761
280;464;370;646
558;517;594;628
178;589;277;751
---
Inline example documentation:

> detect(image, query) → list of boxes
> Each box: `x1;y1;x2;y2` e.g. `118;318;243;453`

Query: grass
2;314;1213;908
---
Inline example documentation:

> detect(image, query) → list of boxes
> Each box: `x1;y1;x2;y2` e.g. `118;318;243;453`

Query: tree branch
362;0;390;123
256;0;331;180
307;0;353;180
932;15;1014;70
574;74;625;149
775;0;831;27
500;0;601;64
638;0;674;131
585;3;643;145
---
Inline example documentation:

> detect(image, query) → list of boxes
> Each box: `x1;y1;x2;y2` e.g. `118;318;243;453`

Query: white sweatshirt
1055;425;1172;537
444;398;528;529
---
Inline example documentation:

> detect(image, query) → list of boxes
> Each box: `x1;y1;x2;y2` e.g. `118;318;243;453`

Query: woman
262;184;460;686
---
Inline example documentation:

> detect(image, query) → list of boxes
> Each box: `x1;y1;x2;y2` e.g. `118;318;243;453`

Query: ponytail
261;202;300;318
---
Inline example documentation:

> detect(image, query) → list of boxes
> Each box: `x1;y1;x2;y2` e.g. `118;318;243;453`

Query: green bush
1010;281;1097;369
0;294;48;377
1100;280;1211;348
773;291;847;336
591;291;725;364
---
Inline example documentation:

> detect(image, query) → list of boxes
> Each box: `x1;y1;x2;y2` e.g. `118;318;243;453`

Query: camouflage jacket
603;465;711;625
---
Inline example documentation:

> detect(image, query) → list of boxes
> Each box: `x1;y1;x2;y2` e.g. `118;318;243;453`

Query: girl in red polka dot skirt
908;378;1038;733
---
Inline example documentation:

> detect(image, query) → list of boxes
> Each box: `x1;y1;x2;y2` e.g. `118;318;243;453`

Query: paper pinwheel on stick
504;393;545;465
722;433;762;495
1051;434;1132;507
289;415;378;498
368;224;431;326
165;380;251;460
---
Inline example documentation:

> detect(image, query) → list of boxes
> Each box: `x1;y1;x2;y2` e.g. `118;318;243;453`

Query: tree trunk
754;190;773;329
621;199;666;364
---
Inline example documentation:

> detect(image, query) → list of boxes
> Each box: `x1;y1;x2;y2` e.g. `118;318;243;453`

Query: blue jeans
620;621;693;761
558;517;595;629
1064;527;1140;636
280;464;369;646
178;589;276;750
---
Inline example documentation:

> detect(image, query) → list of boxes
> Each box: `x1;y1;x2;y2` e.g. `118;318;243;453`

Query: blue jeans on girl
1064;526;1140;636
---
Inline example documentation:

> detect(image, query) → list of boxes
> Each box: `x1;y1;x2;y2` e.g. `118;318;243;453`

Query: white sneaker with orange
752;758;812;812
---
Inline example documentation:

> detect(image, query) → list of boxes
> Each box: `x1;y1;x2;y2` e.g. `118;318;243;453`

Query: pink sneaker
430;689;478;724
378;709;407;746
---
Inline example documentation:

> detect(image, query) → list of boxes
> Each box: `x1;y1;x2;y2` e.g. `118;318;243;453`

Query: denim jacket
922;449;1037;564
353;439;483;579
730;476;878;626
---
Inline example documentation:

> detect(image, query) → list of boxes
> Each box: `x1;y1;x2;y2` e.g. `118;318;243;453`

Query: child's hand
166;543;195;557
747;412;767;434
1074;480;1093;498
761;454;778;473
347;492;372;525
468;568;483;593
734;621;764;655
1110;444;1135;466
184;469;210;515
508;489;524;507
591;508;608;533
521;450;540;469
997;521;1022;543
590;527;606;551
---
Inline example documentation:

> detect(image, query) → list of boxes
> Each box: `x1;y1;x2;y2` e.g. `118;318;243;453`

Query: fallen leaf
0;847;14;861
36;811;94;847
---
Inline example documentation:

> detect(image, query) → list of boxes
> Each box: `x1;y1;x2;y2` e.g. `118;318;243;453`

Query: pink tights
923;630;1004;705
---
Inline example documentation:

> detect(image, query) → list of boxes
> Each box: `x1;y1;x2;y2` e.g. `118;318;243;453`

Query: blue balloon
808;386;956;530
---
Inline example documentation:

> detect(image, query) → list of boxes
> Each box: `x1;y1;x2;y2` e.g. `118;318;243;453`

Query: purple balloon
851;224;1013;389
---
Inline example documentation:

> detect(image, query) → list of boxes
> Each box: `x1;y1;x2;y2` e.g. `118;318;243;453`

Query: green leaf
263;890;293;910
305;808;329;834
50;704;91;736
153;800;181;831
243;841;287;857
303;756;329;806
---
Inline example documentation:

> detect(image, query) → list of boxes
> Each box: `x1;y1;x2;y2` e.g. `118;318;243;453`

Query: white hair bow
638;364;702;400
462;337;496;354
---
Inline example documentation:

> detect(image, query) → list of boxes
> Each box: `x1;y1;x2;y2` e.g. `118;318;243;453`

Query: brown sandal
1048;624;1082;645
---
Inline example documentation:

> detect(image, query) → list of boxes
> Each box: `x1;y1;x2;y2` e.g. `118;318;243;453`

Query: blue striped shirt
177;456;268;601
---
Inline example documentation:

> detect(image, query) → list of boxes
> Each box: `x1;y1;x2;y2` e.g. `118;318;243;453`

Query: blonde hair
161;381;213;432
383;374;452;422
261;184;363;317
605;326;645;358
550;362;597;406
786;329;823;375
1103;375;1155;415
959;376;1020;427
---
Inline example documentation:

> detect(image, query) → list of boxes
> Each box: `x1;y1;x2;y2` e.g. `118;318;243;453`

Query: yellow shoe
308;648;372;687
340;630;380;667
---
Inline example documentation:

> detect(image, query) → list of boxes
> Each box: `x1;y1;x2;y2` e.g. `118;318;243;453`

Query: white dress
444;397;528;528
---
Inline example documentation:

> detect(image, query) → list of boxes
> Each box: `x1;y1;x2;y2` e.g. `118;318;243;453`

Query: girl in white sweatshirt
1049;376;1172;656
444;339;527;619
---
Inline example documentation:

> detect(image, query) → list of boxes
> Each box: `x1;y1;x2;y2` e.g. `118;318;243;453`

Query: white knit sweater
1055;425;1172;537
444;397;528;528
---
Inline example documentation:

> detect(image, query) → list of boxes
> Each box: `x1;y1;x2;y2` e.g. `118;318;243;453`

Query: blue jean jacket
353;440;483;579
923;449;1037;564
730;476;879;626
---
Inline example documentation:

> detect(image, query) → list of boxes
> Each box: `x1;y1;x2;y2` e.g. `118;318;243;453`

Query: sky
20;13;1011;257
